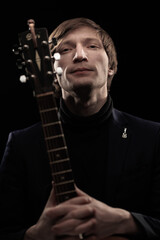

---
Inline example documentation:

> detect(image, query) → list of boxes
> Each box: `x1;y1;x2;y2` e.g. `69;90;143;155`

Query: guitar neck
36;92;77;204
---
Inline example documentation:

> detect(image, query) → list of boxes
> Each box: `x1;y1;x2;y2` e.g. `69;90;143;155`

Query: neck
62;87;108;117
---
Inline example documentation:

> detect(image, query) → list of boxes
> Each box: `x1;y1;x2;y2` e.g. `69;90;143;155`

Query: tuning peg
54;53;61;61
56;67;63;76
12;44;22;55
48;37;57;47
53;53;63;76
16;59;25;70
19;75;27;83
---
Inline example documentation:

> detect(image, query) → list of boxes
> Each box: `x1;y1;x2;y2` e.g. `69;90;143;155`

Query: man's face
54;26;112;95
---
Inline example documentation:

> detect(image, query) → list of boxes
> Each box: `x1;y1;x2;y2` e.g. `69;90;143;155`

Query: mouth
71;68;93;74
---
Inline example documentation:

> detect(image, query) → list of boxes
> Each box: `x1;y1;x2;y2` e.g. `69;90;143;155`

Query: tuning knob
16;59;25;69
53;53;63;76
19;75;27;83
12;44;22;55
48;37;57;47
56;67;63;76
53;53;61;61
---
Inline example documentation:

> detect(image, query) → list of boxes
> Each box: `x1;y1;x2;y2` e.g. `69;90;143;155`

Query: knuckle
88;206;94;214
90;218;97;228
44;208;52;218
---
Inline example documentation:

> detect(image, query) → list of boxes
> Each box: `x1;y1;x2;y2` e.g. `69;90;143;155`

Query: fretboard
36;92;77;203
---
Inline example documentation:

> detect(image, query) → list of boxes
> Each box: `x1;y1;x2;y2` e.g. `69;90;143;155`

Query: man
0;18;160;240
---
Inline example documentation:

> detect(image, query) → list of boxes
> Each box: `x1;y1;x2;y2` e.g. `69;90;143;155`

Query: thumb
75;185;90;197
45;182;57;208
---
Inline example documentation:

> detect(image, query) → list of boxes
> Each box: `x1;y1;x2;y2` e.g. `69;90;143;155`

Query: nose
73;44;88;62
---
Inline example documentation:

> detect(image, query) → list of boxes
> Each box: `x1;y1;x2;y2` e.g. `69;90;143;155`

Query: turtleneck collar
59;94;113;128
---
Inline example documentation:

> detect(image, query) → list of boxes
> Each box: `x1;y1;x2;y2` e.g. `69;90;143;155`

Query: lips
71;67;92;73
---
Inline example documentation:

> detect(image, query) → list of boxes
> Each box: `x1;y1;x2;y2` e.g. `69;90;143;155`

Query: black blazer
0;108;160;240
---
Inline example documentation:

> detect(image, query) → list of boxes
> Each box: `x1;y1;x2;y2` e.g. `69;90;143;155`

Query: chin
72;80;94;90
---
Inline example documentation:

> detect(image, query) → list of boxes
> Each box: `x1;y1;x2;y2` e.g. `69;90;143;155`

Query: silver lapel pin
122;127;127;139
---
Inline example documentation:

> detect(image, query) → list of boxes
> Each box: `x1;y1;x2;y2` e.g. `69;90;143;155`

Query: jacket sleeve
130;127;160;239
0;132;29;240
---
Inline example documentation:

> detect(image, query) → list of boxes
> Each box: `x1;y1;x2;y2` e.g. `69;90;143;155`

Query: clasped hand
26;185;129;240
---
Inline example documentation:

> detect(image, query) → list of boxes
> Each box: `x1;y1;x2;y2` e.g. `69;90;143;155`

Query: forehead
60;26;102;44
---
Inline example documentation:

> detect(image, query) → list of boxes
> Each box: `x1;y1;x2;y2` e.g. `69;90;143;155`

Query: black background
0;3;160;160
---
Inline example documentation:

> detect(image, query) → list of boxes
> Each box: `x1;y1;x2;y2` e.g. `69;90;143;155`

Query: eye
88;44;99;49
60;48;72;54
62;48;70;52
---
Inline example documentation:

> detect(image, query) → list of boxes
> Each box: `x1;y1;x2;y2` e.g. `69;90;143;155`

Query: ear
108;69;114;76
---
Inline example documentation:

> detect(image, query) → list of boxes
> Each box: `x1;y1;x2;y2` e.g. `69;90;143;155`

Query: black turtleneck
59;95;113;202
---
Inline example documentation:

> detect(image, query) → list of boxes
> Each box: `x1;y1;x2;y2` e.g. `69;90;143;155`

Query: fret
40;107;58;113
55;182;75;194
51;170;75;188
45;134;64;140
48;148;69;161
50;160;71;172
55;180;74;186
56;189;76;196
46;136;65;150
56;191;77;203
47;146;67;152
37;93;57;110
40;109;59;124
52;169;72;176
36;91;53;98
43;121;61;127
50;158;69;164
43;122;62;137
52;170;73;182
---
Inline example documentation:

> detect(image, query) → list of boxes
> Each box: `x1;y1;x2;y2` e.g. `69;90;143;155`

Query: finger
61;195;91;206
46;199;90;221
45;185;57;208
45;200;87;221
75;218;96;235
75;186;89;197
70;206;94;219
52;219;81;235
45;203;71;220
47;203;94;230
52;206;95;236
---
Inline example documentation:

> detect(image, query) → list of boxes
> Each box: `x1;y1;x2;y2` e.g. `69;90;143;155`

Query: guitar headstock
16;19;57;96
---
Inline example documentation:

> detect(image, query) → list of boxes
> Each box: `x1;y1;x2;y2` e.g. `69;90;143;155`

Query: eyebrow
59;37;102;47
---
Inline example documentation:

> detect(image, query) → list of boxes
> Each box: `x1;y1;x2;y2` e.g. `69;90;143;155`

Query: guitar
16;19;129;240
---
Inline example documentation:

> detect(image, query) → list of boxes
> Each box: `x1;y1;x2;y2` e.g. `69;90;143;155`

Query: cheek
95;51;109;71
97;58;109;78
56;67;69;90
102;56;109;77
53;60;60;74
62;67;68;82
